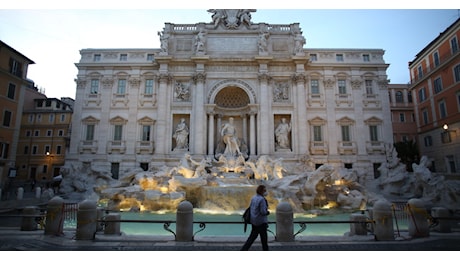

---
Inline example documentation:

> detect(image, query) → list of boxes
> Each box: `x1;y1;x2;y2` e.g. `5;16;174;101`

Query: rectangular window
313;126;322;141
24;145;29;154
142;125;151;141
369;125;378;141
120;54;127;61
7;83;15;99
399;113;405;122
433;77;443;93
56;145;62;155
451;36;458;53
441;131;452;143
26;130;31;137
93;54;101;61
145;79;154;94
28;114;34;123
45;145;50;154
0;142;9;159
336;54;344;62
37;114;41;122
365;80;373;95
117;79;126;94
114;125;123;141
310;79;319;94
422;108;429;125
363;54;370;62
111;163;119;180
58;130;64;136
310;53;317;61
43;165;47;173
46;130;52;137
9;58;22;77
86;125;94;141
90;79;99;94
424;136;433;147
34;130;39;137
439;100;447;119
418;65;423;79
338;80;346;94
457;92;460;112
2;111;11;127
433;52;440;67
32;146;37;154
341;125;350;142
147;54;154;61
454;64;460;82
49;114;54;123
418;88;426;102
60;114;65;122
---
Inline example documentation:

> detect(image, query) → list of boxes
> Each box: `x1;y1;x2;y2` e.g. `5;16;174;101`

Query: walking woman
241;184;270;251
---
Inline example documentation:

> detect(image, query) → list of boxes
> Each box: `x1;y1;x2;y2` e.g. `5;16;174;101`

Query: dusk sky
1;2;458;99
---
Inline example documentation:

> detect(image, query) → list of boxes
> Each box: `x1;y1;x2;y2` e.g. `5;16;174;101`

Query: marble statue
173;118;189;150
275;118;291;149
194;29;206;54
158;31;169;54
220;117;241;157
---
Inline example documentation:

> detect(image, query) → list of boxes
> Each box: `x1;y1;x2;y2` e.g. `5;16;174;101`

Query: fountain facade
62;10;460;214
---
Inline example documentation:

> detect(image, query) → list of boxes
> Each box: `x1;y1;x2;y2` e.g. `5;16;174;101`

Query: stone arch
207;79;256;105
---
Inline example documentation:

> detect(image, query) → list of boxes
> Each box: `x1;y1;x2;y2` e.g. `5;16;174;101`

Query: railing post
44;196;64;235
431;207;451;233
75;199;97;240
35;187;41;199
407;198;429;238
372;199;394;241
21;206;38;231
17;187;24;200
176;200;193;241
350;213;368;235
96;207;105;232
104;213;121;235
276;201;293;242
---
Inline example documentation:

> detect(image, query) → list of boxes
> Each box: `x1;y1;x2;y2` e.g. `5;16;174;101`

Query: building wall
409;18;460;173
0;40;34;190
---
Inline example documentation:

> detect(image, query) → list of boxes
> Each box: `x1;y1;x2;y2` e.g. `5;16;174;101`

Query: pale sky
1;2;459;99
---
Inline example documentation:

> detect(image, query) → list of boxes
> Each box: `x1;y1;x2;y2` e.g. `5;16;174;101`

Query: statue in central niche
220;117;241;157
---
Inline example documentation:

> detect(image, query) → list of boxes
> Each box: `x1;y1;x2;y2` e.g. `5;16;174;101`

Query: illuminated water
117;210;373;237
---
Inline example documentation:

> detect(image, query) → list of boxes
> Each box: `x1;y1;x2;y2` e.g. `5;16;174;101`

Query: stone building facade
68;10;392;183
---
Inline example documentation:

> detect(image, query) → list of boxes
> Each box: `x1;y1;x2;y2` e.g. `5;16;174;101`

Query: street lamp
443;123;449;131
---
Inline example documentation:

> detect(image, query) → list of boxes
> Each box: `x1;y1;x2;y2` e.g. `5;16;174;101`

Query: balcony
135;141;155;154
107;140;126;154
338;141;357;155
79;140;98;154
309;141;328;155
335;93;352;107
111;93;129;106
307;93;325;107
366;141;385;154
85;93;101;106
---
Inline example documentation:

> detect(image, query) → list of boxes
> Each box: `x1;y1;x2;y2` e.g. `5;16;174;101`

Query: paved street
1;228;459;251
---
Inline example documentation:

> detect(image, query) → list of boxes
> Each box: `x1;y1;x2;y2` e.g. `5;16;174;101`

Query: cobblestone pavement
1;228;459;251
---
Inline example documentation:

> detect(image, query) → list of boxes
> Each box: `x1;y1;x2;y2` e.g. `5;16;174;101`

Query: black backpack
242;207;250;232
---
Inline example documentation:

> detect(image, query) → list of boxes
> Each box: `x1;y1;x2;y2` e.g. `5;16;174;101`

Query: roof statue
207;9;256;29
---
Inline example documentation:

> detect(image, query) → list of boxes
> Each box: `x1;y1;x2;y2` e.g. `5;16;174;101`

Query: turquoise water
118;211;359;236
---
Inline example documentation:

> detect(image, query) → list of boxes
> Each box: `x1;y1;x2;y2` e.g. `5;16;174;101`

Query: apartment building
409;18;460;174
0;40;35;192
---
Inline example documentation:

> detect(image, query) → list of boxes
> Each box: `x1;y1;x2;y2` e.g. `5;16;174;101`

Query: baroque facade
68;10;392;183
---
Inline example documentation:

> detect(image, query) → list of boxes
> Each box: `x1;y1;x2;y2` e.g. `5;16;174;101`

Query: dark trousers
240;223;269;251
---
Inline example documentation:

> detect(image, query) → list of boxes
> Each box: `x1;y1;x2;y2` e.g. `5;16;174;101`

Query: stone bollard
350;213;368;235
407;198;429;238
17;187;24;200
35;187;41;199
276;201;294;242
176;200;193;241
96;207;105;232
44;196;64;235
21;206;38;231
76;200;98;240
372;199;394;241
104;213;121;235
431;207;451;233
